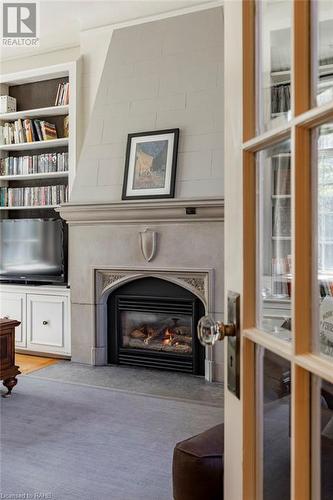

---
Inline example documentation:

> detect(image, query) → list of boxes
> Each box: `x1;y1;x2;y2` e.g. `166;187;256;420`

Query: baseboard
15;349;71;360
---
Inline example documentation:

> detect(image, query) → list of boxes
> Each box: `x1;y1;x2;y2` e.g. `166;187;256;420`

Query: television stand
0;283;70;357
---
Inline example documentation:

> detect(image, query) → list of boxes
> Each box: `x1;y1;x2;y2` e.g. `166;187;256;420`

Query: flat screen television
0;218;66;284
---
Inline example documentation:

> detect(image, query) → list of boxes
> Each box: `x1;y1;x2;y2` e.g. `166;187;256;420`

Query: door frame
224;1;333;499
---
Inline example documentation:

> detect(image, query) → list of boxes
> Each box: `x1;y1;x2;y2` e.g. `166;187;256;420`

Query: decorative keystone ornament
139;228;157;262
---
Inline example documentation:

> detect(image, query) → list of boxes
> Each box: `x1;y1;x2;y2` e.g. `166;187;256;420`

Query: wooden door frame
242;1;333;499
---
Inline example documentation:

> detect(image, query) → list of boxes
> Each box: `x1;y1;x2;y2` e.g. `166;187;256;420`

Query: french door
224;1;333;499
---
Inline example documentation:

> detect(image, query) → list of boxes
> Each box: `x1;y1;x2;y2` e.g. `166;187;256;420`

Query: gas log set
123;317;193;354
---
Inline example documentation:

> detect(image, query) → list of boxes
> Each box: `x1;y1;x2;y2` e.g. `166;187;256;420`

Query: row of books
271;84;291;114
0;185;68;207
55;83;69;106
272;278;291;297
0;119;57;145
0;152;68;176
320;280;333;298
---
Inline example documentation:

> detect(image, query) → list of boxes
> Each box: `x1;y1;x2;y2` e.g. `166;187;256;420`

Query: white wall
70;7;224;203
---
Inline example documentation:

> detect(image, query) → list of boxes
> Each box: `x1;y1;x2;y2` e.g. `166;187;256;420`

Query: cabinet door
0;292;26;347
27;294;69;354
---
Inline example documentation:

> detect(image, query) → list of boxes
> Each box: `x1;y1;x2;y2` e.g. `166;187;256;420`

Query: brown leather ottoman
172;423;224;500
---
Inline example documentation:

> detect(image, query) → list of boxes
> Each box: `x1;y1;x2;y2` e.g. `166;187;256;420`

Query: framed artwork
122;128;179;200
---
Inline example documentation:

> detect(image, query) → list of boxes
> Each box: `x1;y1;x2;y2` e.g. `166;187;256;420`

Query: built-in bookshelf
270;62;333;121
0;62;80;213
271;152;291;298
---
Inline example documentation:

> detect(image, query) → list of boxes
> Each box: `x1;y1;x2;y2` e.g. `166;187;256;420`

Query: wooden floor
16;354;59;374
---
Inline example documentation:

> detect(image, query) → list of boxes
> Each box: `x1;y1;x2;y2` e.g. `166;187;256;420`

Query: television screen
0;218;65;283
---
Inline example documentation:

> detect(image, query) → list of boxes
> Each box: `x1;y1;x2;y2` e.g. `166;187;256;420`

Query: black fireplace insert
107;277;205;375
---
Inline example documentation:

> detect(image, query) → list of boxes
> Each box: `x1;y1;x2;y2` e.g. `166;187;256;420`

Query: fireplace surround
57;197;225;382
107;277;205;374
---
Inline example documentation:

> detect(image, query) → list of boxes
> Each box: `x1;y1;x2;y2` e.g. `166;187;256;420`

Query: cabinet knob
42;320;48;325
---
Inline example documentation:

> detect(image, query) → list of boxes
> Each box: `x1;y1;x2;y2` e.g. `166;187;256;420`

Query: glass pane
263;349;291;500
316;1;333;106
313;378;333;500
257;0;292;132
257;140;292;341
317;123;333;360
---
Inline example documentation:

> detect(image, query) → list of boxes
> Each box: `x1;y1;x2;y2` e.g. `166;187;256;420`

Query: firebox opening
107;277;205;375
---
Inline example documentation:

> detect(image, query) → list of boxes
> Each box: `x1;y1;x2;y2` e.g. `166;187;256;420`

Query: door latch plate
227;291;240;399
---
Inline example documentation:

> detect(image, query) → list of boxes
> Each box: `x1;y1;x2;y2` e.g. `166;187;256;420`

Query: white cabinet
0;292;26;347
0;285;70;356
27;294;70;355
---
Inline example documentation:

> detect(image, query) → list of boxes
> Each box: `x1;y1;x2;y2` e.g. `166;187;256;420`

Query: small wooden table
0;318;21;397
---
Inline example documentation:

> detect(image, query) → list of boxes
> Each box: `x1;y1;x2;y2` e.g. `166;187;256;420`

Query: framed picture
122;128;179;200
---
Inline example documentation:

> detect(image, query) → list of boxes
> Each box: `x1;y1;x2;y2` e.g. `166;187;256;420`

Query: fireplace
107;277;205;374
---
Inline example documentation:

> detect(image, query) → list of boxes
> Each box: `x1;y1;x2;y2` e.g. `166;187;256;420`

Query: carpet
0;376;223;500
27;361;224;407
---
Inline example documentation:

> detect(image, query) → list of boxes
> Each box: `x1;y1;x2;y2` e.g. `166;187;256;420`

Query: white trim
0;44;80;64
0;60;78;85
80;1;224;35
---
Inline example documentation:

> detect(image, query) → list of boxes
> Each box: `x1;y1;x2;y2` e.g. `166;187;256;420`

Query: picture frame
122;128;179;200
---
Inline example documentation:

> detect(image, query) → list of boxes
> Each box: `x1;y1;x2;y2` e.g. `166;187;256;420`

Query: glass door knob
197;315;236;346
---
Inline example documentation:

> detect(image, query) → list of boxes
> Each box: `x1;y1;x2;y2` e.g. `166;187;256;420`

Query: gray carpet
0;376;223;500
27;361;224;407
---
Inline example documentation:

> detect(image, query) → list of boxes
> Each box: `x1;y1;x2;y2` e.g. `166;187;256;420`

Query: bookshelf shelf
320;147;333;153
0;205;60;210
272;153;291;158
0;138;68;151
272;236;291;240
272;194;291;199
271;63;333;81
0;171;68;181
0;105;69;122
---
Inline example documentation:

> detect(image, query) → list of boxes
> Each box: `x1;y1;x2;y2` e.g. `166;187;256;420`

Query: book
54;82;70;106
34;120;43;141
40;121;58;141
17;118;26;143
23;119;33;142
55;84;61;106
63;115;69;138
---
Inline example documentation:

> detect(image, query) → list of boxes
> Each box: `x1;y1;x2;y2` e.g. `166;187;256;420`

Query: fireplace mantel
56;197;224;225
59;196;225;382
